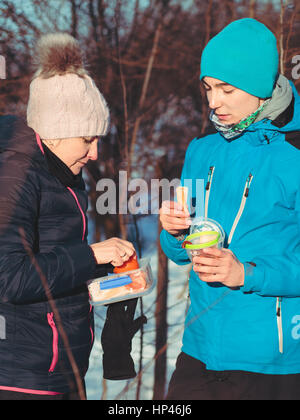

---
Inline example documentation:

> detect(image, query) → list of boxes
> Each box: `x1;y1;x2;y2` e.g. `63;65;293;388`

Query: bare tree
1;0;299;400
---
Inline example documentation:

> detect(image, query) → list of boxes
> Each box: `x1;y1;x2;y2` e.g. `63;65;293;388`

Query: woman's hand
159;200;191;236
90;238;136;267
192;247;245;288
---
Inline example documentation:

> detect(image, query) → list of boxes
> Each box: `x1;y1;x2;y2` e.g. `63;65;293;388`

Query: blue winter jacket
160;81;300;374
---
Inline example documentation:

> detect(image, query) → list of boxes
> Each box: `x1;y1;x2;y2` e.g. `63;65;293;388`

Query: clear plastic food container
87;258;155;306
182;217;225;261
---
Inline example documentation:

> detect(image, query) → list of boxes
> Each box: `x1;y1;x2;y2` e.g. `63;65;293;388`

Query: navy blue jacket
0;116;108;395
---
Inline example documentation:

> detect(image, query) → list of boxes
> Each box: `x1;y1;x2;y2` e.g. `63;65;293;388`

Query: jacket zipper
67;187;86;241
89;304;94;346
47;313;59;373
227;173;253;246
276;297;284;354
67;190;94;347
204;166;215;219
36;134;93;360
205;168;254;245
35;133;86;241
204;167;284;354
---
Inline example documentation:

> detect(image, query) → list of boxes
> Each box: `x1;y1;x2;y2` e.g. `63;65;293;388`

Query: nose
88;140;98;161
207;90;222;110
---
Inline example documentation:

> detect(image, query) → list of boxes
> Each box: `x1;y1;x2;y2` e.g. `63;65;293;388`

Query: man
160;18;300;400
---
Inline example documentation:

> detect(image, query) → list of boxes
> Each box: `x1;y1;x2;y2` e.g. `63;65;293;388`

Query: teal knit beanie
200;18;279;98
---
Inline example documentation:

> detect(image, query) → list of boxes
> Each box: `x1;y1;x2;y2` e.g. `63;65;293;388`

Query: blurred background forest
0;0;299;400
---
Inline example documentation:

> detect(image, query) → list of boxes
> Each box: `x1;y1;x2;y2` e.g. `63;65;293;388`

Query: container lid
182;231;220;250
100;275;132;290
190;217;225;240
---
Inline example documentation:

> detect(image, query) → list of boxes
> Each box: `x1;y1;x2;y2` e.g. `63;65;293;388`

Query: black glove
94;263;114;278
101;298;147;380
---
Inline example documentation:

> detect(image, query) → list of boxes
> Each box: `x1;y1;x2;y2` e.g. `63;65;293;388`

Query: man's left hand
192;247;245;288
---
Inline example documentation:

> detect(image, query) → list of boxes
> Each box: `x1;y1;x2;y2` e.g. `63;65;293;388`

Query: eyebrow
202;80;231;88
83;136;98;141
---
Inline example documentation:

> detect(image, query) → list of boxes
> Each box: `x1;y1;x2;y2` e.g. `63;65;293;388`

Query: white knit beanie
27;33;110;139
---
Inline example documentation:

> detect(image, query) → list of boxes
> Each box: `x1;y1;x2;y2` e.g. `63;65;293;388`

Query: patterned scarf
210;99;271;140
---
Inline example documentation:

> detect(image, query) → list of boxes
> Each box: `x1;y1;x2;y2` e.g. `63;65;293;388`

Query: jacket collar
271;96;295;128
0;116;85;189
239;92;298;146
0;116;45;165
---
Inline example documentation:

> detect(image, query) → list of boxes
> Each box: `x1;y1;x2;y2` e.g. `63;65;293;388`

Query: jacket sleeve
159;230;191;266
241;187;300;298
0;166;98;304
159;138;199;266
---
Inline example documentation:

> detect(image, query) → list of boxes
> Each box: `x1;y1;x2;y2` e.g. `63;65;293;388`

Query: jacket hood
238;80;300;146
277;81;300;133
0;115;44;164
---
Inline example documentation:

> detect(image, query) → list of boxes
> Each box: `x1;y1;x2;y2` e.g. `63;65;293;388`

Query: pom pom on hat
33;33;88;79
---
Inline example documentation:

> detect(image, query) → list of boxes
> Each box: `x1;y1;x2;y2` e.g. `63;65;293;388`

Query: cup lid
182;231;220;250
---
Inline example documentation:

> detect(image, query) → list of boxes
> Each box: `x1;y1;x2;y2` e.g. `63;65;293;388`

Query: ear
43;139;61;149
259;98;266;106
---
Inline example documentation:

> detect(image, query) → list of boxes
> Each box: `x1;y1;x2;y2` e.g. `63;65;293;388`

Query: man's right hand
159;200;191;236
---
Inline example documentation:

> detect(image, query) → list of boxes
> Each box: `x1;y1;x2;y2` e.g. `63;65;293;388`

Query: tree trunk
153;158;169;400
279;0;286;75
249;0;256;18
153;221;169;400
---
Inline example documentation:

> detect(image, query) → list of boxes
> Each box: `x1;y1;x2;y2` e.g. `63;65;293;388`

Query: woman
0;33;136;400
160;18;300;400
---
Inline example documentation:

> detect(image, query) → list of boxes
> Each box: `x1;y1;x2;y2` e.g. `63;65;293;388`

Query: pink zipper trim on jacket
67;187;86;242
90;326;94;345
36;132;93;370
35;133;86;241
47;313;59;373
35;132;45;155
89;304;94;345
0;386;61;396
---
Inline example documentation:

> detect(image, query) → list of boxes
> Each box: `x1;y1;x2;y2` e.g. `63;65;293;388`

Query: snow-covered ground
85;216;191;400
